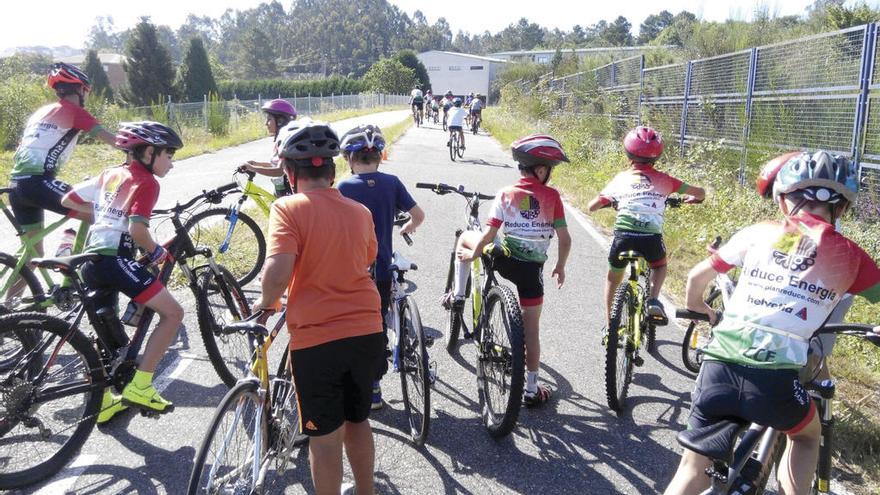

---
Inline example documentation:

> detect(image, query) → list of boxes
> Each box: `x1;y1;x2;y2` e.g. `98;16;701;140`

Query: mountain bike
412;104;422;127
0;187;91;314
442;109;448;131
188;309;303;494
417;182;526;439
602;196;691;412
471;111;482;135
183;170;273;287
432;105;439;124
386;215;434;446
0;190;253;489
448;129;464;162
680;236;736;374
674;309;880;495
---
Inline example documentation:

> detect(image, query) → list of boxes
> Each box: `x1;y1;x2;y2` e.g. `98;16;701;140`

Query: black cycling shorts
448;125;463;132
608;230;667;270
688;360;816;435
9;175;75;230
492;255;544;306
81;255;164;306
291;332;385;436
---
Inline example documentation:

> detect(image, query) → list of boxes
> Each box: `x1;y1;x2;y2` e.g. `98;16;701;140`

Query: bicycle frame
213;173;275;255
621;252;651;351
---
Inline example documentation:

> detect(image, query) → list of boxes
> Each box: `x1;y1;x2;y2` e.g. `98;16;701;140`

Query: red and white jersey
12;100;101;177
599;164;688;233
487;177;567;263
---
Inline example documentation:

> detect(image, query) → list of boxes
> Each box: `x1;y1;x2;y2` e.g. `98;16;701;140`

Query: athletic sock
526;371;539;394
454;258;469;298
132;369;154;389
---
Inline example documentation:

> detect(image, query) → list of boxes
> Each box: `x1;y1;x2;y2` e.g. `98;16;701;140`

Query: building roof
490;46;673;57
417;50;508;63
57;52;126;65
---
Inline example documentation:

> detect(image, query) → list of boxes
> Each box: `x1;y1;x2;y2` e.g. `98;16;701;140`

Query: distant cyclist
409;85;424;122
238;99;297;195
447;98;467;150
440;90;454;126
470;94;484;129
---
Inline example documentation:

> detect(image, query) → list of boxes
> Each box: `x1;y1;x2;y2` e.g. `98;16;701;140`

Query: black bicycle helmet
277;120;340;164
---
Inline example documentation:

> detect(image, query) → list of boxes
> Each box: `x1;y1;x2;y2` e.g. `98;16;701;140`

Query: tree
82;50;113;101
363;58;415;94
825;3;880;29
638;11;674;44
601;16;634;46
234;27;278;79
393;50;430;91
176;38;217;102
654;11;699;47
550;48;564;74
123;17;176;105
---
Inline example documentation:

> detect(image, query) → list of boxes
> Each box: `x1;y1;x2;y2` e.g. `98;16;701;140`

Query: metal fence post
679;62;693;155
738;47;759;184
203;94;208;130
610;61;617;87
637;55;645;125
852;23;877;171
167;95;173;124
308;93;312;114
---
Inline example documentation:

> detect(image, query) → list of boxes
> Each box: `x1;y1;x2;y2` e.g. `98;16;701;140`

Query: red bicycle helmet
623;126;663;163
511;134;569;168
756;151;801;199
48;62;90;91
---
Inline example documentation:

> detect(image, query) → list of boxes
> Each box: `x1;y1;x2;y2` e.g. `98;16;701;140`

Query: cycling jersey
410;89;424;105
11;100;103;177
448;107;467;128
487;176;567;263
705;212;880;369
65;161;159;258
470;99;484;112
598;164;689;234
441;98;453;110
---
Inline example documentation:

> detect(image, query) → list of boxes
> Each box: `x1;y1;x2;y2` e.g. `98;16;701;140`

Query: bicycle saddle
677;419;747;464
222;321;269;337
390;252;417;272
31;253;102;273
617;250;645;262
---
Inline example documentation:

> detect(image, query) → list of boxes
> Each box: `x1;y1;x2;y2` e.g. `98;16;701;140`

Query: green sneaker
97;389;128;424
122;382;174;414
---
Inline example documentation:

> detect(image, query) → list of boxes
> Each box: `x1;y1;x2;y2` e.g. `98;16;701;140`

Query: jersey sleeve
486;191;505;228
710;225;756;273
599;174;620;201
395;178;417;213
848;247;880;303
65;174;100;205
552;190;567;228
128;179;160;225
662;171;686;195
267;200;301;258
72;106;100;133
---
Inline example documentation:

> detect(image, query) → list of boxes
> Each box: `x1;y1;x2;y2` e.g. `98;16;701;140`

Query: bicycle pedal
650;315;669;326
632;355;644;367
424;336;435;348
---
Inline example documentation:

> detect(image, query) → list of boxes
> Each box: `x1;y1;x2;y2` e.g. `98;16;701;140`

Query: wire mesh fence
532;23;880;221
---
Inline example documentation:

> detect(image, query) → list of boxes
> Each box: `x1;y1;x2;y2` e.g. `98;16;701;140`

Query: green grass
484;96;880;491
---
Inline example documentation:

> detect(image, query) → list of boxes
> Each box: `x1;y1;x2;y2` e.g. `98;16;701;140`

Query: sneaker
122;381;174;414
446;140;451;147
523;385;552;408
340;482;355;495
371;381;383;410
97;389;128;424
647;298;669;325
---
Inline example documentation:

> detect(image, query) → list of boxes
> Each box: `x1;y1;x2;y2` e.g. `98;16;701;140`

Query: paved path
20;115;707;494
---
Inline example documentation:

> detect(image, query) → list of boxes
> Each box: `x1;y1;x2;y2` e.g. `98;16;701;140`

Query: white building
417;51;507;104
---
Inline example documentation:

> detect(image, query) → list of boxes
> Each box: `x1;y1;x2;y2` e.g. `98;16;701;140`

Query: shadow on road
456;158;512;169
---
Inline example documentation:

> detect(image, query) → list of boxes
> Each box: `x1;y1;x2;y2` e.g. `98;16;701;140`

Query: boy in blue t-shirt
337;124;425;409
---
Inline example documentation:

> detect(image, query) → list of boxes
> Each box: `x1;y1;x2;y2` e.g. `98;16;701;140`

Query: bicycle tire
477;285;525;438
271;349;305;474
457;137;465;158
0;252;45;315
449;134;456;162
681;288;722;374
755;433;786;493
187;379;266;495
196;265;253;388
442;117;447;132
605;284;635;412
399;296;430;446
184;207;267;287
0;312;102;490
444;251;463;351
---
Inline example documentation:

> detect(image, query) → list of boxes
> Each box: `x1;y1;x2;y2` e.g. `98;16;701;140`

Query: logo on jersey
772;233;817;272
102;173;124;203
366;179;376;187
629;172;654;190
795;307;808;320
518;195;541;220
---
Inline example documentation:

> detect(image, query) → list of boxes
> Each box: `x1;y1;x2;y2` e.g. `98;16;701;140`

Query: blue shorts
82;255;164;306
9;175;74;230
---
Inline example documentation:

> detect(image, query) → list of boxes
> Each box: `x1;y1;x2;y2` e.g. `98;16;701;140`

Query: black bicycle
0;189;253;490
417;183;525;438
675;309;879;495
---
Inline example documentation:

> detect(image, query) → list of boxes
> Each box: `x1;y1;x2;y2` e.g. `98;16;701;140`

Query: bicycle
432;105;440;124
442;109;449;132
674;308;880;495
183;169;274;287
0;188;253;489
386;214;434;446
680;236;736;374
417;182;526;439
188;309;303;494
602;196;691;412
471;112;481;135
412;105;423;127
448;128;464;162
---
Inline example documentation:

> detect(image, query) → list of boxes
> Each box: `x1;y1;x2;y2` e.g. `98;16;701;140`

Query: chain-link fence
532;24;880;220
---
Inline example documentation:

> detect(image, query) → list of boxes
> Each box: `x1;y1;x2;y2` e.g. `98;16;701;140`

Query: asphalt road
18;112;707;494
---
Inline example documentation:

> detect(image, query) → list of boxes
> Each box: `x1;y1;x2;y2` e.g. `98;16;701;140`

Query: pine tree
176;38;217;102
83;50;114;101
234;27;277;79
123;17;176;106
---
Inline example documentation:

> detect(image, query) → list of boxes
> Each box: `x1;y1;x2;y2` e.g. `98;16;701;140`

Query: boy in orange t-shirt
253;120;383;495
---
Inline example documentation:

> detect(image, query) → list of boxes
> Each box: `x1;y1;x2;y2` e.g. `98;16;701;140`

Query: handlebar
152;181;240;217
394;213;413;246
416;182;494;201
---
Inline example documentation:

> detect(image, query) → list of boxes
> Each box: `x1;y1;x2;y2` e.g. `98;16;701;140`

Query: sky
0;0;873;53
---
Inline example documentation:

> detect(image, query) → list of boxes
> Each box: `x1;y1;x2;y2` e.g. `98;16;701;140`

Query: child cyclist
446;134;572;406
447;98;468;151
587;126;705;327
9;63;117;254
665;151;880;495
61;122;185;422
238;99;298;195
337;124;426;409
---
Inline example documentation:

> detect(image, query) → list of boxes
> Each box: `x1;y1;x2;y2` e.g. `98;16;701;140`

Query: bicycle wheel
0;252;45;315
442;116;447;132
449;134;456;162
184;207;267;287
444;251;463;351
188;380;266;495
270;349;304;475
398;296;430;446
476;285;525;438
681;288;722;374
457;137;465;158
0;312;102;490
196;265;253;388
605;284;636;412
